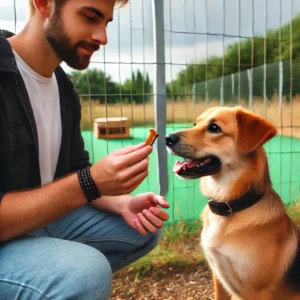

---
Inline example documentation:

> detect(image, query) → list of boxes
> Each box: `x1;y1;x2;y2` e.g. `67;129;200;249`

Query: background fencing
81;0;300;223
192;61;300;107
1;0;299;223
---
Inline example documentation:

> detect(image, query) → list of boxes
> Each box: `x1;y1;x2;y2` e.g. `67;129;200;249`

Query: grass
119;201;300;279
80;96;300;137
122;219;205;280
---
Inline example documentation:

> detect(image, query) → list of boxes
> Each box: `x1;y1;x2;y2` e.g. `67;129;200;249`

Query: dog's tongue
173;160;199;174
173;158;213;174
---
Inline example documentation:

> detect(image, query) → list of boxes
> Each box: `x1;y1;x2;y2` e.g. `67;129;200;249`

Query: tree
68;69;120;104
121;70;152;104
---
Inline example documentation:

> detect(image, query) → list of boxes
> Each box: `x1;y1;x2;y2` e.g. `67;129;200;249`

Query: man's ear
32;0;52;18
235;108;277;154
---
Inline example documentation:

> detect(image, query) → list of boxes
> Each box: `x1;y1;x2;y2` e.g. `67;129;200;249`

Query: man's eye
85;15;97;22
207;123;221;133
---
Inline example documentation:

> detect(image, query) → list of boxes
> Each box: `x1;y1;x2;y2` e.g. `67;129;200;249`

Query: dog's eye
207;123;221;133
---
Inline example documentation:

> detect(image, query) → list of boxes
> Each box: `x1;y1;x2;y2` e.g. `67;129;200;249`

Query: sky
1;0;300;84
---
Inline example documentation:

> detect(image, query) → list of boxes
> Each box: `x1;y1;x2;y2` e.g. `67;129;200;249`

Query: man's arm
0;143;152;242
91;194;130;215
0;172;87;242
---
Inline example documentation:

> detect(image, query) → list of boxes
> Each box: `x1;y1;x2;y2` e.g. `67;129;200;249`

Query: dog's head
165;106;277;180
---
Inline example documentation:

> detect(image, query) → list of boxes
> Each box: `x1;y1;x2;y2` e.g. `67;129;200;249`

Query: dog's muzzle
165;133;222;179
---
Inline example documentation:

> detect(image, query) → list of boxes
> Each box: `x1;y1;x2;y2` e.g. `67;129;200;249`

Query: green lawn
82;125;300;223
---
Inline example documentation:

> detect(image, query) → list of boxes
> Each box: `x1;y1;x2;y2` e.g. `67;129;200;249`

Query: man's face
45;0;115;70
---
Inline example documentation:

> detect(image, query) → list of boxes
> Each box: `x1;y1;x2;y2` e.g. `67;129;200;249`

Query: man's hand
90;143;152;196
121;192;170;235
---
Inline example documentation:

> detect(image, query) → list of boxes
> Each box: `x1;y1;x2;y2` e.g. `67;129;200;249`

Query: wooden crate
93;117;130;139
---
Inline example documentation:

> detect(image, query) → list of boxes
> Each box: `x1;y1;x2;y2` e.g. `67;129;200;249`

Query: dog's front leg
213;273;231;300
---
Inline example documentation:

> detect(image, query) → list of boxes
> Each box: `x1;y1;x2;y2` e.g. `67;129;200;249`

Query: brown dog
165;106;300;300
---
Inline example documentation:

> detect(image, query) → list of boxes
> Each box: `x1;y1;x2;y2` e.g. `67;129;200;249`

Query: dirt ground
111;263;214;300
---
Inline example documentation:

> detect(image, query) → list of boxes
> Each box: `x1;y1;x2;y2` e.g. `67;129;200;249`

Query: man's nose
92;26;108;46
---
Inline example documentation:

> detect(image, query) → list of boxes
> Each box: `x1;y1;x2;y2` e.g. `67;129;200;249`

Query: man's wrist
91;194;132;215
77;166;100;203
118;194;133;214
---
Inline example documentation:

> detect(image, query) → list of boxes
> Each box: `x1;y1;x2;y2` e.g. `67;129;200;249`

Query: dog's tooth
203;158;212;164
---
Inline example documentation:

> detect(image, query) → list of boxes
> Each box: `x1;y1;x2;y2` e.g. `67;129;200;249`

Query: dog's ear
235;108;277;154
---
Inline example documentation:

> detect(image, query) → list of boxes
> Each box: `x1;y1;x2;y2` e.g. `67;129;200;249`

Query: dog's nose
165;134;180;147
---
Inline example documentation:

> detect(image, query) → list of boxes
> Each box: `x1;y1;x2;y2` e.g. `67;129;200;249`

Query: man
0;0;170;299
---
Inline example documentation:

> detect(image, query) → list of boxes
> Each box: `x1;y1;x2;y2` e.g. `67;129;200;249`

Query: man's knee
50;243;112;300
0;238;112;300
110;228;163;273
146;228;162;252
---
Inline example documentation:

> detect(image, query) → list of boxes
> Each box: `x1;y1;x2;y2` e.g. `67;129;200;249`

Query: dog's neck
200;147;270;203
207;189;264;216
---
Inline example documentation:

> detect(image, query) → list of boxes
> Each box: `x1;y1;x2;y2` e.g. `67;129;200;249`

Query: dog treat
145;129;159;146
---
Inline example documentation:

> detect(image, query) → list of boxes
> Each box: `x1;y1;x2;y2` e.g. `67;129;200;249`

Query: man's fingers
142;209;164;228
114;143;147;156
120;145;152;167
134;218;148;236
122;169;149;194
151;195;170;209
121;157;149;181
137;213;157;233
149;206;170;221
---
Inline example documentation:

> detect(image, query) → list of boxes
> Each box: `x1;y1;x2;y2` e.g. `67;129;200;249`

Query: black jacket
0;30;90;200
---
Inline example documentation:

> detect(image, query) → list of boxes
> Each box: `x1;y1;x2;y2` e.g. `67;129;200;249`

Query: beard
44;10;99;70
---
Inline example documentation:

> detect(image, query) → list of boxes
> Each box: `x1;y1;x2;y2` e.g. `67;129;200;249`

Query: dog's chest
201;219;252;295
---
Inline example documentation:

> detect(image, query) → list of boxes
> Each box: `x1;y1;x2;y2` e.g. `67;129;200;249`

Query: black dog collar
208;190;264;217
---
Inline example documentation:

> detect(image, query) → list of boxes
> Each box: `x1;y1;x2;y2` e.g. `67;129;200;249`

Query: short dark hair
28;0;129;17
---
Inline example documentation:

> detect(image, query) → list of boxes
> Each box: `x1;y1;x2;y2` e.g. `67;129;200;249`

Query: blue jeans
0;204;161;300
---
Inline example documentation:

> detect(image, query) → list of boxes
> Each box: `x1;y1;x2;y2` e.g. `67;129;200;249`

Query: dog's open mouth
173;155;221;179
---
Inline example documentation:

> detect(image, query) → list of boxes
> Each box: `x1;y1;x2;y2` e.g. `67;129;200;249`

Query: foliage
69;69;119;103
121;70;151;104
68;69;152;105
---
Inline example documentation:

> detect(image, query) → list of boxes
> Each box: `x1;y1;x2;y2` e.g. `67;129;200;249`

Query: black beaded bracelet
77;166;100;203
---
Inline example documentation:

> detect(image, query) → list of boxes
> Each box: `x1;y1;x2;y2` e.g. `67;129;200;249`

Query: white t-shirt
13;50;62;186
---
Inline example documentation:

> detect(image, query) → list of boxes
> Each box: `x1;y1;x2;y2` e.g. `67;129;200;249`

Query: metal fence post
247;69;253;110
152;0;168;196
279;60;283;110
